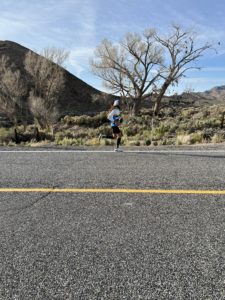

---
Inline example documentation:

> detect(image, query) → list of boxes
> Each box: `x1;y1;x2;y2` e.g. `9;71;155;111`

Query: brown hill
0;40;112;118
201;86;225;102
160;86;225;109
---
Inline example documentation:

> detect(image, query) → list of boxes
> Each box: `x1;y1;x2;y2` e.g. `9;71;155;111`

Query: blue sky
0;0;225;94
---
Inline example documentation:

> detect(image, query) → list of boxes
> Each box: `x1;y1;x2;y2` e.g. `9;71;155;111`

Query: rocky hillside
159;86;225;109
0;40;112;117
201;86;225;102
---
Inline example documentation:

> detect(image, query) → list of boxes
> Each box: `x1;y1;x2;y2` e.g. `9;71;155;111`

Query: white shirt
107;108;120;122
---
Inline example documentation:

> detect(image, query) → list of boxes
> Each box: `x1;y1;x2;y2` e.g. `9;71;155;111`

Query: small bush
181;108;195;118
127;140;141;146
85;138;100;146
103;139;115;146
190;132;203;144
211;134;224;143
63;112;108;128
57;137;80;146
0;128;14;144
145;139;151;146
202;128;214;141
152;123;169;140
123;126;139;136
55;131;65;143
176;132;203;145
176;134;191;145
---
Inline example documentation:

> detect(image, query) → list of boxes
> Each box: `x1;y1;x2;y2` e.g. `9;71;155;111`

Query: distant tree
91;24;212;115
91;30;163;115
24;47;69;130
0;55;27;129
153;24;212;115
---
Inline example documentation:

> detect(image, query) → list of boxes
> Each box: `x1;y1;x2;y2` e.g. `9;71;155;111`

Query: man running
99;100;123;151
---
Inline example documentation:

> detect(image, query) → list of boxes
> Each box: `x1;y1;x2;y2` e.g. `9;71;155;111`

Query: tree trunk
131;98;141;116
154;82;170;116
22;121;27;132
14;128;19;144
34;126;40;142
221;112;225;129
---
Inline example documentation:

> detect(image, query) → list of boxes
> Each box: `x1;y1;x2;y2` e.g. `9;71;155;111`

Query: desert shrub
176;132;203;145
139;115;152;126
123;126;139;136
57;137;84;146
165;138;175;145
0;128;14;144
190;132;203;144
145;139;151;146
192;112;203;120
152;123;169;140
176;134;191;145
194;118;220;130
103;139;115;146
202;110;210;118
29;140;51;147
0;127;53;145
126;116;144;126
142;130;151;139
85;138;100;146
127;140;141;146
70;131;88;139
96;126;112;136
181;108;195;118
164;108;175;117
63;112;108;128
7;140;17;146
179;123;189;131
187;126;196;134
157;139;167;146
168;124;179;133
211;134;224;143
202;128;214;141
54;131;65;143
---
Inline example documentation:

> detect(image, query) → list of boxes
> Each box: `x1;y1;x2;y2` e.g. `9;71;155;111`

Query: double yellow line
0;188;225;195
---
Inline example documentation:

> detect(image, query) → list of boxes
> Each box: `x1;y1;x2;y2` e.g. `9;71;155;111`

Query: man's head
113;100;119;107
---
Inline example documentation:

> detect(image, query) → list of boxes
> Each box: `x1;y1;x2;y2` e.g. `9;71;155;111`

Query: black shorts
112;126;121;134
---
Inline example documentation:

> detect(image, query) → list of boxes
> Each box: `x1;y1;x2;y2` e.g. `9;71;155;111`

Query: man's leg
115;132;122;150
101;134;114;139
116;136;121;148
98;134;114;141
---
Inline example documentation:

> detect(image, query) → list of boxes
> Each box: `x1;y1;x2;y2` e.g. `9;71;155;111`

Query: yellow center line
0;188;225;195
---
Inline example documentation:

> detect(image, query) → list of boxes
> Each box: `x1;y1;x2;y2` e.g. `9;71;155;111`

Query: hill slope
0;40;112;117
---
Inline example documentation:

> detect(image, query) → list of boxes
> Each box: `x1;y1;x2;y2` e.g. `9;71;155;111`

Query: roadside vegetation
1;104;225;147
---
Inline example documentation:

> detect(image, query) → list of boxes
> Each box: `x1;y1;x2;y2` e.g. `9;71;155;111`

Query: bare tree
91;30;163;115
24;47;69;129
28;94;59;129
0;55;27;128
153;25;212;115
91;25;212;115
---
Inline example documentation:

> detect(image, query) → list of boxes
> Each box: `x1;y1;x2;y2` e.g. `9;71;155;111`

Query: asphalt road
1;147;225;299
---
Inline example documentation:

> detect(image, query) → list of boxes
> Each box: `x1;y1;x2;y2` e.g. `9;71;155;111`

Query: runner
99;99;123;151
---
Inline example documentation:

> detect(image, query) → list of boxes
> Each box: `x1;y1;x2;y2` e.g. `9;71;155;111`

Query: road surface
0;146;225;299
